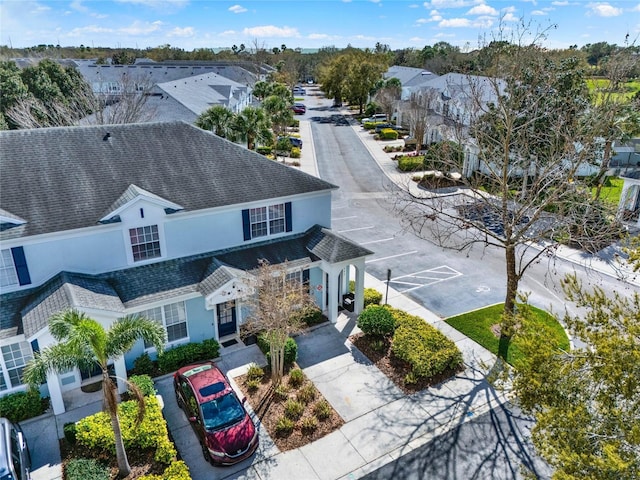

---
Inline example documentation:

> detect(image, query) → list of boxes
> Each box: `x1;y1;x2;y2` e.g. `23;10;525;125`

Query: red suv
173;362;258;466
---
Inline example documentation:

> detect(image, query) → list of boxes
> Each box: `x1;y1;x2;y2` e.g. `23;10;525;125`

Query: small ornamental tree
244;260;316;385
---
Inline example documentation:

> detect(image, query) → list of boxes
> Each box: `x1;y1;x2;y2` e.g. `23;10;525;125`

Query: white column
327;269;340;323
47;372;65;415
113;356;127;395
354;263;365;315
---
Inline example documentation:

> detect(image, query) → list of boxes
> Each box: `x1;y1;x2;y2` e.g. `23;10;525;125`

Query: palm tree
233;106;273;150
23;309;166;478
195;105;236;140
262;94;293;137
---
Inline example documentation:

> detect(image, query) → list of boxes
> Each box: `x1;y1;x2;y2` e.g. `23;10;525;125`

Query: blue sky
1;0;638;51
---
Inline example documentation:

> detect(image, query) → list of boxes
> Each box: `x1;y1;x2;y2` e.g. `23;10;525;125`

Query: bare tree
373;78;401;123
393;39;624;360
404;88;439;152
243;260;316;385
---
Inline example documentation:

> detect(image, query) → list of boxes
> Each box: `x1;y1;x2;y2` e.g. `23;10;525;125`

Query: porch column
354;263;365;315
47;372;65;415
113;356;127;395
327;269;341;324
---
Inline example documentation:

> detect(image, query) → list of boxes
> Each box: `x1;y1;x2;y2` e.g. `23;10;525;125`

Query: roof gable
100;184;183;223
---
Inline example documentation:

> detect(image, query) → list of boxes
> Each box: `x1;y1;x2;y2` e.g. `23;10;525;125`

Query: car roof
0;418;14;478
177;362;233;403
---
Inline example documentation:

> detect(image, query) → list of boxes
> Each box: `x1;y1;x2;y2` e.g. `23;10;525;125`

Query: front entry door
217;301;237;338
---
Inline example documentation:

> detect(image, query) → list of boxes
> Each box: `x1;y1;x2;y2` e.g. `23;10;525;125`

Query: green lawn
445;304;570;365
591;176;624;206
586;78;640;103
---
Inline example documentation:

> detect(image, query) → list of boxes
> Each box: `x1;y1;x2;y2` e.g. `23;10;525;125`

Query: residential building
0;121;372;414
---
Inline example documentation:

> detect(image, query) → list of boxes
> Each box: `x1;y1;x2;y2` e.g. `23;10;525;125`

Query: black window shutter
285;202;292;232
31;339;40;353
11;246;31;286
242;209;251;241
302;269;309;286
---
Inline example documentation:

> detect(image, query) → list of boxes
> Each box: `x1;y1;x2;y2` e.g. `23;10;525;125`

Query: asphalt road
359;403;553;480
303;89;639;321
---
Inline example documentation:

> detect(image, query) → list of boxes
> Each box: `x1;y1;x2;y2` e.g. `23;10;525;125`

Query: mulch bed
349;333;463;395
235;365;344;452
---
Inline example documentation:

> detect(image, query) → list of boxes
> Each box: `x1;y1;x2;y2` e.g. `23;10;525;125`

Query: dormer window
0;249;18;287
129;225;161;261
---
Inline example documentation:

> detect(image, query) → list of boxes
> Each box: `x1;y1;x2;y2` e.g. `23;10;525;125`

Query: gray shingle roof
0;121;337;239
2;225;372;339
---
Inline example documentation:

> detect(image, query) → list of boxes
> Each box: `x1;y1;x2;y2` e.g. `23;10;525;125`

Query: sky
1;0;639;52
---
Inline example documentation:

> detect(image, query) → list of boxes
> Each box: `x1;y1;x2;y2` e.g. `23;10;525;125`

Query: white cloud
168;26;194;37
439;17;471;27
587;2;623;17
114;0;189;9
67;25;114;37
415;18;429;24
502;6;516;13
502;12;518;21
552;1;569;5
30;4;51;14
408;3;420;8
242;25;300;38
119;20;164;35
631;4;640;12
219;30;237;37
308;33;332;40
228;4;247;14
70;0;89;13
424;0;482;7
467;4;498;15
531;9;546;15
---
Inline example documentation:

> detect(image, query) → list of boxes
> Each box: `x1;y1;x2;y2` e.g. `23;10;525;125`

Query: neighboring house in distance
384;65;439;102
0;121;372;414
617;168;640;225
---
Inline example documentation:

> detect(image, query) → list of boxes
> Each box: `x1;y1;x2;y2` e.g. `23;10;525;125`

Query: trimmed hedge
256;146;272;155
75;395;177;464
379;128;399;140
139;460;191;480
156;339;220;374
0;389;49;422
397;155;425;172
290;146;301;158
65;458;109;480
291;305;325;327
357;305;396;337
128;374;156;397
257;335;298;366
389;307;463;381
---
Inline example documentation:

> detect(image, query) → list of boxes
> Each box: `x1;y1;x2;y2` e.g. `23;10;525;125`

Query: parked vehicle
374;123;397;133
278;135;303;148
293;86;306;95
174;362;259;466
361;114;387;124
291;103;306;114
0;417;31;480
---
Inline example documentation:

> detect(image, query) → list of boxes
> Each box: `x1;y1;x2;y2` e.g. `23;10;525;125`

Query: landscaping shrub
389;308;463;380
300;416;318;434
245;379;260;393
64;422;77;444
246;363;264;381
313;400;331;420
292;305;324;327
364;288;383;307
0;389;49;422
64;458;109;480
379;128;399;140
290;147;301;158
273;384;289;401
257;335;297;367
357;305;396;337
284;399;305;420
128;374;156;397
157;339;219;374
288;368;304;388
275;416;295;436
296;384;317;404
256;146;272;155
397;155;425;172
75;396;176;464
132;352;157;377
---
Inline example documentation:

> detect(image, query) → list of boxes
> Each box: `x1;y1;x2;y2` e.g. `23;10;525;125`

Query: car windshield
201;393;245;431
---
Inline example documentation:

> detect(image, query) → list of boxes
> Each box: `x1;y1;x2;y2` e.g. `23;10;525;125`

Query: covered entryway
216;301;237;337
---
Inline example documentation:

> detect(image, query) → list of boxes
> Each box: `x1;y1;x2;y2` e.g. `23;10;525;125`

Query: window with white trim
0;249;18;288
0;342;33;391
250;203;285;238
139;301;188;347
129;225;161;262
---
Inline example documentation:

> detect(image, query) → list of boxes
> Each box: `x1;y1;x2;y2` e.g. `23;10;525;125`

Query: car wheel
201;442;213;464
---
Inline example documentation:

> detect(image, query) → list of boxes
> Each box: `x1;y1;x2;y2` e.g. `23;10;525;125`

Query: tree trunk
499;244;519;360
103;370;131;478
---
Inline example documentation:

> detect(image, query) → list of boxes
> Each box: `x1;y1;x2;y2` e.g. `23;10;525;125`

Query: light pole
385;268;391;305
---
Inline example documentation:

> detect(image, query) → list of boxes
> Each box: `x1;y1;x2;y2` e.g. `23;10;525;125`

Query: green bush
288;368;304;388
292;306;324;327
256;146;272;155
157;339;220;374
275;416;295;436
284;399;305;420
300;416;318;434
139;460;191;480
364;288;383;307
132;353;157;377
0;389;49;422
290;147;301;158
128;374;156;397
245;379;260;393
296;384;316;404
274;384;289;401
389;307;463;381
257;335;297;367
64;458;109;480
246;363;264;381
63;422;77;444
397;155;425;172
380;128;399;140
313;400;331;420
357;305;396;337
75;396;176;464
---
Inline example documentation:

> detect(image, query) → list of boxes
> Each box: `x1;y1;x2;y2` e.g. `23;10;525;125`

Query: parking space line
366;251;418;263
360;237;394;245
388;265;462;293
338;226;374;233
333;216;358;221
